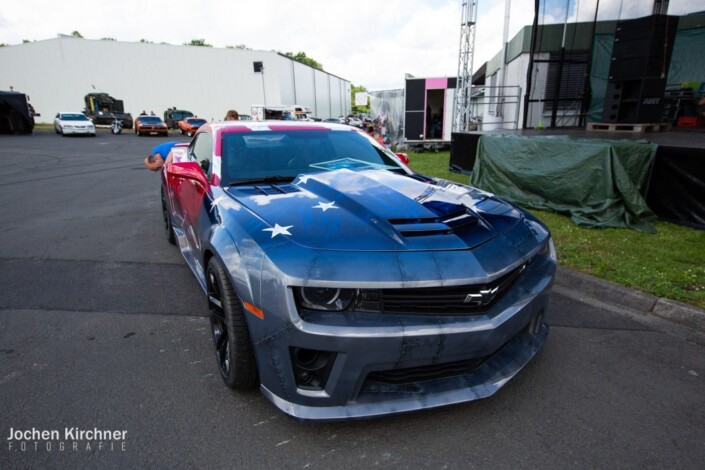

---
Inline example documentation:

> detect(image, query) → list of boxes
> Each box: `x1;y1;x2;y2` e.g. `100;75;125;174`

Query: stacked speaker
601;15;679;124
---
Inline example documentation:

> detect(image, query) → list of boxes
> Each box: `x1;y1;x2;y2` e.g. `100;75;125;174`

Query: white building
0;36;351;123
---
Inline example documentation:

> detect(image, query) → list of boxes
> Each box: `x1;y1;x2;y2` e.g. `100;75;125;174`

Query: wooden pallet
586;122;670;133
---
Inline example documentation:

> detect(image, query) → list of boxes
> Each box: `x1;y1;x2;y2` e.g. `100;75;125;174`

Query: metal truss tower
452;0;478;133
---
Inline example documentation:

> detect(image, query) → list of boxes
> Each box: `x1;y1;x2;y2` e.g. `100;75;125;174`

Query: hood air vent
389;209;478;237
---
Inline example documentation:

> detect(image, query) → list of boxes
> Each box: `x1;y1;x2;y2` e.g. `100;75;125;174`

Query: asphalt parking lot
1;129;704;469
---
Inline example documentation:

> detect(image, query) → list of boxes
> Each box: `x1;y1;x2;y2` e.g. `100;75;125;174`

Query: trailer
403;77;457;150
84;93;133;129
250;104;313;121
0;91;34;134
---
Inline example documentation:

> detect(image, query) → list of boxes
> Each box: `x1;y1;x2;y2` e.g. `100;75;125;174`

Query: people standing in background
225;110;239;121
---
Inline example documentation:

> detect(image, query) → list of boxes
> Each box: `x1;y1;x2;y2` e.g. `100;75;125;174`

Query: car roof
208;120;355;133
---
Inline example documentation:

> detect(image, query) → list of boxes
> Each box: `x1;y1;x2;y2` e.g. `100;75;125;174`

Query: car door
175;131;214;253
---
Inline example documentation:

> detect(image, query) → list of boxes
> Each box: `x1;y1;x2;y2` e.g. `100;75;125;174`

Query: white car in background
54;112;96;136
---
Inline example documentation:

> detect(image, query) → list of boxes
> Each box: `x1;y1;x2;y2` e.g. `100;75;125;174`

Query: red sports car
177;117;208;137
134;115;169;136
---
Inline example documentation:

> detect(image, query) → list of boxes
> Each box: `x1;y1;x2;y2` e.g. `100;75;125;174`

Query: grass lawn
406;150;705;310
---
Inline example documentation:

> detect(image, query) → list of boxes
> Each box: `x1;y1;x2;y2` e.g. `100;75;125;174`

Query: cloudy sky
1;0;701;90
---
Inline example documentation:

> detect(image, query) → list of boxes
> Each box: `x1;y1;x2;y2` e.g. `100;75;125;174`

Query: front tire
161;187;176;245
207;257;258;389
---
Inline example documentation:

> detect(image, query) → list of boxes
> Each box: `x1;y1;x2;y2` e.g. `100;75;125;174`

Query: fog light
290;347;336;390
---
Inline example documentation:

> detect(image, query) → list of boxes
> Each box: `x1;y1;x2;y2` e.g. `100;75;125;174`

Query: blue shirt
152;142;178;160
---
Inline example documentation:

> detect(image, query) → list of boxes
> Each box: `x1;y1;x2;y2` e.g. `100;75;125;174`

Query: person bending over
144;141;178;171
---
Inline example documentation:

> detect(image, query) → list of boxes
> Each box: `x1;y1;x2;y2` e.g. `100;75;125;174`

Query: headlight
297;287;355;311
540;237;557;262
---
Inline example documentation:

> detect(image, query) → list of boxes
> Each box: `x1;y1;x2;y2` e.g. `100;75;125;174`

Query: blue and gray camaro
161;121;556;420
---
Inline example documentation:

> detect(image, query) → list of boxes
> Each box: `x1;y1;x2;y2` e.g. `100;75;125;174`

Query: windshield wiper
229;176;295;186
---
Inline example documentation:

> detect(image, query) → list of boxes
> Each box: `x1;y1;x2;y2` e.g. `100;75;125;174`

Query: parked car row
52;110;208;138
51;111;367;140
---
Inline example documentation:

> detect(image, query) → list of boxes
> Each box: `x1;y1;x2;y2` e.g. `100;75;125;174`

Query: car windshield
221;130;405;185
61;114;90;121
189;119;207;126
140;117;164;124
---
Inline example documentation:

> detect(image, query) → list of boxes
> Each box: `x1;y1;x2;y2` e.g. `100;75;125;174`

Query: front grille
366;358;486;384
356;263;525;315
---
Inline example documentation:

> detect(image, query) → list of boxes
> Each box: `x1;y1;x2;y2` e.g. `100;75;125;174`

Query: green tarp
470;135;658;232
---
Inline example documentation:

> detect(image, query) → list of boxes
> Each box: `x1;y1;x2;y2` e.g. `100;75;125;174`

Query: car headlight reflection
299;287;355;311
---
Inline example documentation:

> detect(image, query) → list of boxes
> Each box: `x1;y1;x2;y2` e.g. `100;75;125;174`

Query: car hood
224;169;523;252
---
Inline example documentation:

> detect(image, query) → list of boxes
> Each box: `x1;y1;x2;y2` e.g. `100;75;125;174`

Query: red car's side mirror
167;161;210;187
395;153;409;165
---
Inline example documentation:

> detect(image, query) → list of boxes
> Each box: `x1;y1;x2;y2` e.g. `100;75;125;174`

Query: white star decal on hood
312;201;338;212
263;224;293;238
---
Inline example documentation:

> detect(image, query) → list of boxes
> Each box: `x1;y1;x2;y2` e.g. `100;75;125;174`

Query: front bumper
262;322;548;421
61;127;95;135
138;126;168;135
251;254;554;421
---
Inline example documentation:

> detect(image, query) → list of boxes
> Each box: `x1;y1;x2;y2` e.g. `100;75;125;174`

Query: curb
555;266;705;333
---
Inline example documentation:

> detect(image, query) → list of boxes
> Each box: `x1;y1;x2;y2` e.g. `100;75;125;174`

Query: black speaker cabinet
608;15;678;81
601;79;667;124
450;132;480;174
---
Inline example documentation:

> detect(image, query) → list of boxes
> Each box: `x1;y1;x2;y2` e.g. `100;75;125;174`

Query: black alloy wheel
207;257;258;389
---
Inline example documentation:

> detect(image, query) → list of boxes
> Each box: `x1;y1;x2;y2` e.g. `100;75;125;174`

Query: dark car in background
160;120;556;420
135;115;169;136
164;108;194;129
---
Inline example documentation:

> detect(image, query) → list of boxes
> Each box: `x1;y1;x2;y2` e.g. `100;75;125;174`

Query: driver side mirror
167;161;210;188
395;153;409;165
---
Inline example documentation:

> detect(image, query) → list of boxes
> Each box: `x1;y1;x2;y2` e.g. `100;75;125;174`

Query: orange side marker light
244;301;264;319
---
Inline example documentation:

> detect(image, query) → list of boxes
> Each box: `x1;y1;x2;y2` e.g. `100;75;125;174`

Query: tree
184;38;212;47
227;44;250;50
22;39;31;43
283;51;322;70
351;84;370;115
139;39;153;44
70;31;83;38
100;37;116;41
